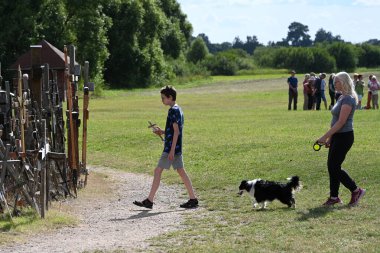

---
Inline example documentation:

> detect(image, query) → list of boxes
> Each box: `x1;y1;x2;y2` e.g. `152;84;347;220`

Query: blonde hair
334;72;358;104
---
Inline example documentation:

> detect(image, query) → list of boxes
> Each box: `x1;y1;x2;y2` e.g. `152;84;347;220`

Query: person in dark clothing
133;86;198;209
315;73;326;110
287;70;298;110
328;73;336;109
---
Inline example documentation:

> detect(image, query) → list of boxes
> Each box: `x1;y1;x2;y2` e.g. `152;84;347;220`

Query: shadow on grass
297;205;350;221
109;209;186;221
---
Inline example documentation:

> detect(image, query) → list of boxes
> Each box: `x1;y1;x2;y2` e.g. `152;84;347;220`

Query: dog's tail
286;176;301;191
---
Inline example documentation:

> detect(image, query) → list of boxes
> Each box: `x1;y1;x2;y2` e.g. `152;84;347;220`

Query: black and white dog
238;176;301;209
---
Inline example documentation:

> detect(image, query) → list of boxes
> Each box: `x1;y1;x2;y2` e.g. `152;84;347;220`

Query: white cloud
353;0;380;6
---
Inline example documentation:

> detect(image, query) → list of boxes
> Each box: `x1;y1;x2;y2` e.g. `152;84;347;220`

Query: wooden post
39;159;46;218
17;66;25;155
64;46;77;196
82;61;89;187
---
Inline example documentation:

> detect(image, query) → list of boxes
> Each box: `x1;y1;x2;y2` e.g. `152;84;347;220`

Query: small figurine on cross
148;121;164;141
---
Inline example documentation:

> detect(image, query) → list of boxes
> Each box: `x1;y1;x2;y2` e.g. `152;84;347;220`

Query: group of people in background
359;73;380;110
287;70;380;111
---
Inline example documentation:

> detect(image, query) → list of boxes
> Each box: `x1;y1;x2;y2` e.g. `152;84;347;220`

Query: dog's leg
252;200;258;209
263;201;268;209
291;198;296;209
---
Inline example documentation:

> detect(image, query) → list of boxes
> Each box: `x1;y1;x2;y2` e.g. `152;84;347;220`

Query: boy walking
133;86;198;209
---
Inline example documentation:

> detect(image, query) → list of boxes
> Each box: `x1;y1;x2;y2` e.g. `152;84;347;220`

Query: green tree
286;22;312;47
310;47;336;72
268;47;336;73
232;36;244;50
158;0;192;58
327;42;356;72
66;0;111;79
35;0;73;49
357;43;380;67
314;28;342;44
0;0;42;79
187;37;208;64
244;35;262;55
104;0;172;87
253;46;276;67
203;54;238;75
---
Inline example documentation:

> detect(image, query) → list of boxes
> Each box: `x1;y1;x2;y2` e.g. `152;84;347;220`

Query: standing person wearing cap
287;70;298;110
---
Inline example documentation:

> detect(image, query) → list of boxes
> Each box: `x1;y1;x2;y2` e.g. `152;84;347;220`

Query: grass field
87;74;380;252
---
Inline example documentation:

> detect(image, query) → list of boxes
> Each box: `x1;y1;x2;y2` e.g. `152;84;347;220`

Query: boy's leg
147;167;164;202
176;168;196;199
133;166;164;209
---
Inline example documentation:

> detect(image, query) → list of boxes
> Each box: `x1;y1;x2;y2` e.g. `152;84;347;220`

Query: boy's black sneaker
180;198;198;208
133;198;153;209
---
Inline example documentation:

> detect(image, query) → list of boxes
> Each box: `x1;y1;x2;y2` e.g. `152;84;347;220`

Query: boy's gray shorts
157;152;184;170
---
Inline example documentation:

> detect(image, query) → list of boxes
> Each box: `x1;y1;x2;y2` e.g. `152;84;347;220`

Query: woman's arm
318;104;352;146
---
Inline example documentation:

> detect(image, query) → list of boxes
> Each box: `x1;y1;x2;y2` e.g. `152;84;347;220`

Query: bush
256;46;336;73
253;47;276;67
310;47;336;72
166;56;210;84
357;43;380;68
327;42;356;72
202;49;255;75
187;37;209;64
203;55;238;75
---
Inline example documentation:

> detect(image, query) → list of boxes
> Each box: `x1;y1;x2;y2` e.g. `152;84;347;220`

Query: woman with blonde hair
317;72;365;207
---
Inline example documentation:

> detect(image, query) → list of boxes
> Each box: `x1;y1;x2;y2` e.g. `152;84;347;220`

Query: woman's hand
317;136;326;145
317;136;331;148
324;138;331;148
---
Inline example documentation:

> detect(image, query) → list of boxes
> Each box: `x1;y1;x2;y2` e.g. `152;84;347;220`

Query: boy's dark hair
160;85;177;101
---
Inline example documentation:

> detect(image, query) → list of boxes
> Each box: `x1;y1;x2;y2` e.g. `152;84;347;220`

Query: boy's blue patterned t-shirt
164;104;184;154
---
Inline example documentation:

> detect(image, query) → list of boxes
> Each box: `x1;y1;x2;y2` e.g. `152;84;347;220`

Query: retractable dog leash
313;141;323;151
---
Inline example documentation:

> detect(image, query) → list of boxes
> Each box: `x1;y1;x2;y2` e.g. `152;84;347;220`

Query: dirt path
0;166;198;253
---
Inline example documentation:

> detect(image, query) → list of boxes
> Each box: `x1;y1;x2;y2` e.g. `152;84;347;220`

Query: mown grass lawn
88;75;379;253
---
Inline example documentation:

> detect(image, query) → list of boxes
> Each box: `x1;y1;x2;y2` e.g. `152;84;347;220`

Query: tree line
1;1;379;89
0;0;192;88
194;21;380;75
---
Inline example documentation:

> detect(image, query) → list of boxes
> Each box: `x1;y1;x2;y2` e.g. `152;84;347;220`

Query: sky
177;0;380;45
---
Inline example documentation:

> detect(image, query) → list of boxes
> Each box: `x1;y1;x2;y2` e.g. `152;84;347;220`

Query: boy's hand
153;127;164;136
168;151;174;161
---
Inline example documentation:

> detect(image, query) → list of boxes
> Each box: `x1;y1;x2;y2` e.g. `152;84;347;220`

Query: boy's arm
168;122;179;160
